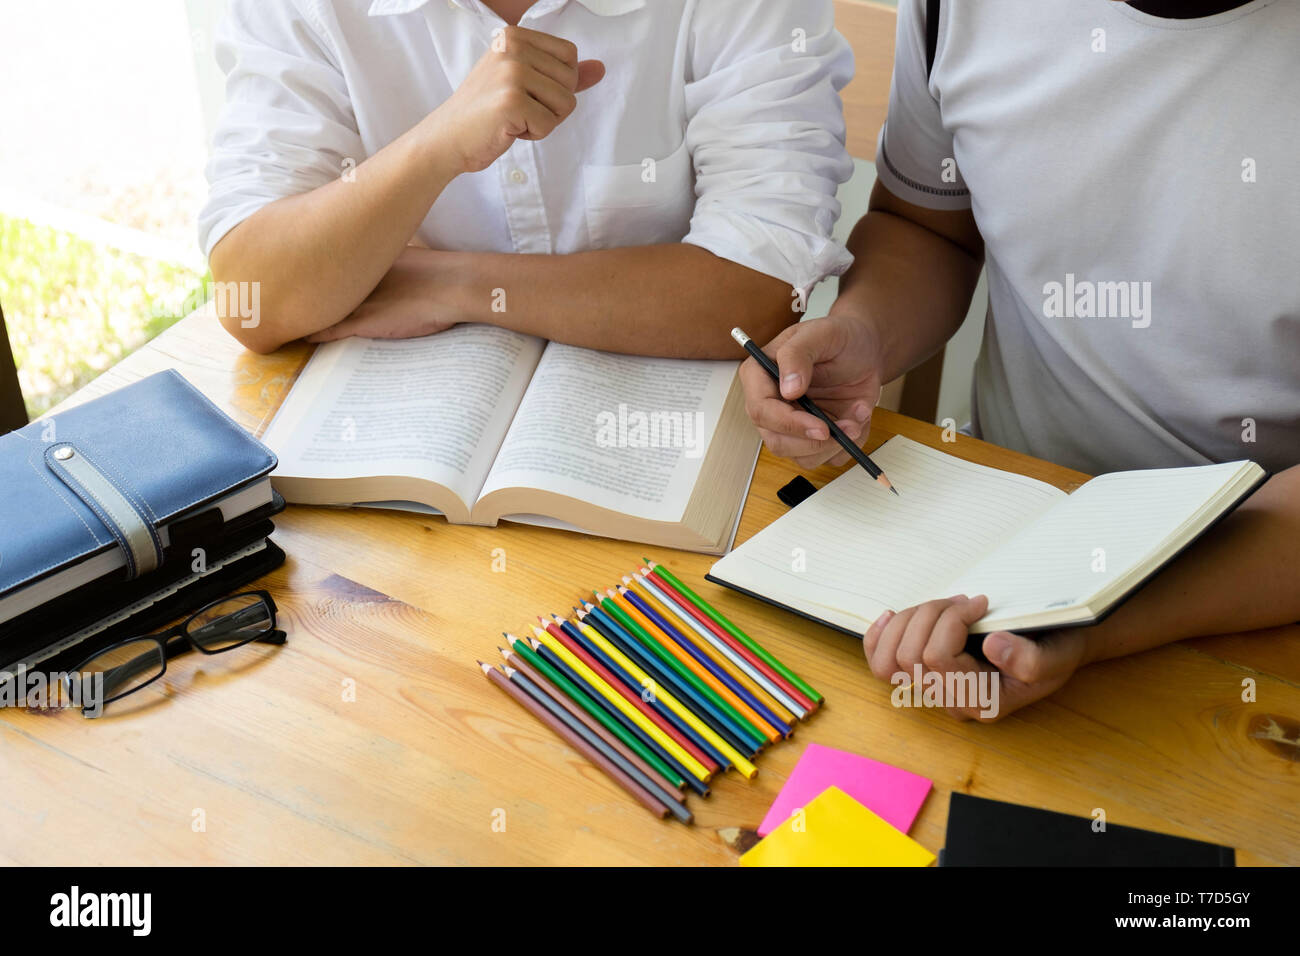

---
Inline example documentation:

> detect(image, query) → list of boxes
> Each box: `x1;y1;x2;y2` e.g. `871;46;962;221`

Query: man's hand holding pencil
738;315;885;471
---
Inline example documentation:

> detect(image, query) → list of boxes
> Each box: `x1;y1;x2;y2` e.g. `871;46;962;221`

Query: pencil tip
890;486;900;497
477;661;489;673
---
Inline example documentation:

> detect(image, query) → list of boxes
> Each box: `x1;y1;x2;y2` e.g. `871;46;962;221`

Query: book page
709;438;1066;631
475;343;737;522
948;461;1248;622
262;326;545;505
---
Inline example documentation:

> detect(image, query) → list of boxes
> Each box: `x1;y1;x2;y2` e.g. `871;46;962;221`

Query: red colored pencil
538;617;720;773
642;567;816;713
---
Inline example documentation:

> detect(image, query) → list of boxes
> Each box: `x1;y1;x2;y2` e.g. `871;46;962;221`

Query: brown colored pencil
499;646;686;802
477;662;672;820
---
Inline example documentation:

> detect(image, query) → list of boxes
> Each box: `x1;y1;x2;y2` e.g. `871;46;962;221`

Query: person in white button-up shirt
200;0;856;356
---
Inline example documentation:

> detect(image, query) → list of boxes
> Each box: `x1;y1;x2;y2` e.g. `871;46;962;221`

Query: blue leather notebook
0;370;278;625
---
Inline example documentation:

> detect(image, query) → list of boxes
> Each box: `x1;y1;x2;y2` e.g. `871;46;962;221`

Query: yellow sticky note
739;786;935;867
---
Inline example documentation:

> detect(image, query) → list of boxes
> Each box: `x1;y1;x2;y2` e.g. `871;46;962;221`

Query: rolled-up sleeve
197;0;364;258
682;0;856;299
874;0;970;211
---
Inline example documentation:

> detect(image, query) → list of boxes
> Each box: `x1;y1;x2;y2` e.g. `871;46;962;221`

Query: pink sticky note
757;742;932;837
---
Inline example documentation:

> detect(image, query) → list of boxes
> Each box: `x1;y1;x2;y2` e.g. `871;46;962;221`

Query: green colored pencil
646;559;823;706
503;634;686;790
596;590;766;754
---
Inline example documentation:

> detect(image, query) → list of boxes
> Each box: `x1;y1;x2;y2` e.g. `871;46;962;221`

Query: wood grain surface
2;310;1295;866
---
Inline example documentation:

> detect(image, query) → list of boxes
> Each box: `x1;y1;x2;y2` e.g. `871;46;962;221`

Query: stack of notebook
0;370;285;679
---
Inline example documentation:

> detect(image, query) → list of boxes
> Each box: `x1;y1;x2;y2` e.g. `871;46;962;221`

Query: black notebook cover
38;539;287;675
941;792;1235;866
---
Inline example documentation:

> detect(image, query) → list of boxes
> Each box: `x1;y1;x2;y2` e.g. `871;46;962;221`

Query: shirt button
509;168;528;185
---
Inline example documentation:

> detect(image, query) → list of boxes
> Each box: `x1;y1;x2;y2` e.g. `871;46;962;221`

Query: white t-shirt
877;0;1300;474
198;0;856;299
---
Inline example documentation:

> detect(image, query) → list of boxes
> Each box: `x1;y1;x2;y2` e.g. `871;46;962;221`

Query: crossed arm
207;23;795;359
208;121;792;359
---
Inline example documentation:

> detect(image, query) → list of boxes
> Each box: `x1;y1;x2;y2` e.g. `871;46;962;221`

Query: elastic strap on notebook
44;442;162;579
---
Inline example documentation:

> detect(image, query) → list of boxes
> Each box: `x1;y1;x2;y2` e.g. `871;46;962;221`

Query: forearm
424;243;794;358
831;190;983;382
1079;465;1300;663
209;118;459;353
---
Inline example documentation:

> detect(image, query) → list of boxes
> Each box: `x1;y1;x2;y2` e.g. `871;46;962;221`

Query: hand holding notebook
709;436;1266;636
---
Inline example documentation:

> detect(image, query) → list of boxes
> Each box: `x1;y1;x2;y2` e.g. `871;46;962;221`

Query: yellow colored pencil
626;575;798;728
529;626;711;782
574;618;759;780
611;587;777;746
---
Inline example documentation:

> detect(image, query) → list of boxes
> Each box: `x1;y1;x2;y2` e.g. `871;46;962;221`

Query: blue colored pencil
581;601;760;758
556;615;730;771
522;635;712;797
620;584;792;738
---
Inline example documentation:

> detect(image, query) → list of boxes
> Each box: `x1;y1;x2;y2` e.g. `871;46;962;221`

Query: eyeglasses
65;591;285;717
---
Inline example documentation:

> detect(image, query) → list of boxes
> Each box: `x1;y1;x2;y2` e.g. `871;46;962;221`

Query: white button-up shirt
199;0;856;296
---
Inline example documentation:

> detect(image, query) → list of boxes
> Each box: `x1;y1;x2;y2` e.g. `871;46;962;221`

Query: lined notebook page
709;437;1065;632
949;461;1247;625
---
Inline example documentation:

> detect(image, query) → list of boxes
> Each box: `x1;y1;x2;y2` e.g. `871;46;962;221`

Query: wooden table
3;313;1297;866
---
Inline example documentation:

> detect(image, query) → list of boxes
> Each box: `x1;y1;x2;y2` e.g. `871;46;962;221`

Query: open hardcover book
708;436;1266;635
262;325;761;554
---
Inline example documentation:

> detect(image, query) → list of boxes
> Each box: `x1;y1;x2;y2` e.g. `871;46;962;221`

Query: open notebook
708;436;1265;635
262;325;760;554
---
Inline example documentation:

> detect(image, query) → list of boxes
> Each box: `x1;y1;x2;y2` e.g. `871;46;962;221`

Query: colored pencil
641;565;812;710
553;615;728;771
617;584;781;743
572;613;758;780
635;570;806;720
530;625;713;781
621;577;792;738
603;588;766;753
539;618;719;772
580;599;757;760
500;644;687;795
572;605;734;771
516;634;712;798
593;591;759;758
582;601;720;723
478;662;673;821
645;561;821;710
504;665;693;824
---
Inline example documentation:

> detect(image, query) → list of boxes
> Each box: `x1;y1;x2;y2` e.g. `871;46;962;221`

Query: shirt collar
368;0;645;17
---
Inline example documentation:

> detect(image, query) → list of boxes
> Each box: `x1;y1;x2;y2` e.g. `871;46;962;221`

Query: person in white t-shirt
740;0;1300;719
199;0;856;356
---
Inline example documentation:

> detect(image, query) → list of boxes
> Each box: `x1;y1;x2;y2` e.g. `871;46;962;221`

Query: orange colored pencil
608;587;778;746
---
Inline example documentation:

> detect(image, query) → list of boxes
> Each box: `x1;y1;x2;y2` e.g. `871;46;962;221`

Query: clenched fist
429;25;605;175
